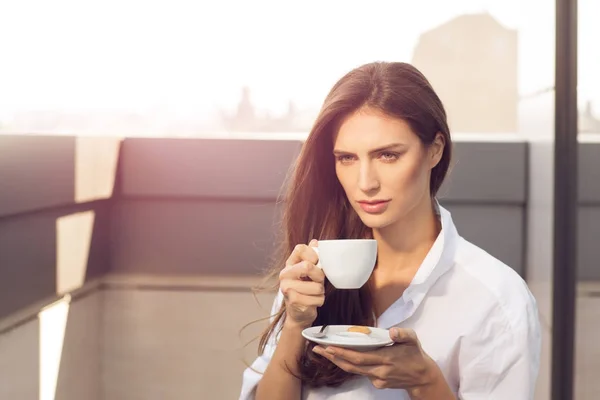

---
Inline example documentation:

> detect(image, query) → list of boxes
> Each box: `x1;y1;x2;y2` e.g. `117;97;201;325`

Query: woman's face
333;107;444;230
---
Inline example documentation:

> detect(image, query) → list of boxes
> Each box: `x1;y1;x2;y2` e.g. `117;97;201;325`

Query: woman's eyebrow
333;143;406;155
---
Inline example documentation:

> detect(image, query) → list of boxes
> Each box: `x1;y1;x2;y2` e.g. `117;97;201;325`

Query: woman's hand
312;328;455;399
280;240;326;330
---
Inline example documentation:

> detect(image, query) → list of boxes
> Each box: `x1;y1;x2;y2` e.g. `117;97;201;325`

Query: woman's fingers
285;243;319;267
314;346;383;366
284;291;325;308
389;328;419;345
279;261;325;283
279;241;323;328
280;279;324;296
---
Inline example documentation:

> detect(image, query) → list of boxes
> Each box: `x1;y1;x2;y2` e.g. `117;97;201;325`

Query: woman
239;62;541;399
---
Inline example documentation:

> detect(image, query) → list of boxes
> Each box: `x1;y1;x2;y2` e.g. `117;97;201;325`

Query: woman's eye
379;152;399;161
337;155;355;163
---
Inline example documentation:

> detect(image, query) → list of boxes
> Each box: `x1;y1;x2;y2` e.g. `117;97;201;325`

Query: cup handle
311;246;322;269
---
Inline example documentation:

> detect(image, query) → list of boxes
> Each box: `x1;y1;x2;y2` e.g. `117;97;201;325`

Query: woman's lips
357;200;390;214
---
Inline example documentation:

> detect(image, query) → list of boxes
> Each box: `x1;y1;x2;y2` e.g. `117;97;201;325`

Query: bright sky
0;0;598;120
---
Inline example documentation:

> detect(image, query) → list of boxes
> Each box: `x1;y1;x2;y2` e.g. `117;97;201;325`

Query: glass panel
516;2;556;400
576;0;600;398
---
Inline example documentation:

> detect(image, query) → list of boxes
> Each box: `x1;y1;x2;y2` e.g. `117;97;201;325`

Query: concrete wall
578;142;600;281
0;136;120;320
107;137;600;282
439;141;527;276
110;138;302;277
1;135;599;400
112;138;528;278
4;136;598;322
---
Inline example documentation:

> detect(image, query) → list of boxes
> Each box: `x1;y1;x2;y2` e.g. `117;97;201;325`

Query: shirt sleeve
457;293;541;400
239;290;285;400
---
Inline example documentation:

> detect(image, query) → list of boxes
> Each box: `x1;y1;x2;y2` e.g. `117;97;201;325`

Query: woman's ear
429;132;445;169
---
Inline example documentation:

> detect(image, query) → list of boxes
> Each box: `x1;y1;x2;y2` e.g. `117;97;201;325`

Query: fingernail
325;347;335;355
312;346;322;354
390;328;398;339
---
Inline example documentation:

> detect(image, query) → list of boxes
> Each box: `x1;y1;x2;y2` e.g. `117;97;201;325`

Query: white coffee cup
313;239;378;289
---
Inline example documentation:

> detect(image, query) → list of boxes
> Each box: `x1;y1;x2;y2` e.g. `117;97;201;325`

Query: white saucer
302;325;394;352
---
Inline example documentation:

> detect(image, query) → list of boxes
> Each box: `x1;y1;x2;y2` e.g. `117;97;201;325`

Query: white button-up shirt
240;205;541;399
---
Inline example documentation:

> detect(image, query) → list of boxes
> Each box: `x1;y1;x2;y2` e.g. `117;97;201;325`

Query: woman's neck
372;198;441;275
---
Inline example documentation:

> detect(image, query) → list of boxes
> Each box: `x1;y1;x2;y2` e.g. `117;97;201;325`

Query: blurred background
0;0;596;399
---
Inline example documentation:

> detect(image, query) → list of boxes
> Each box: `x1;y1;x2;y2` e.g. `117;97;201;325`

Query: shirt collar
377;200;459;328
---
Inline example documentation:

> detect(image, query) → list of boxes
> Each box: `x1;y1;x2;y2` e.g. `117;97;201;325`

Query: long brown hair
256;61;452;388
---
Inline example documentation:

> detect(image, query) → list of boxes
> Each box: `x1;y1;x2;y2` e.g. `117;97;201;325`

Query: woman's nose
358;163;380;192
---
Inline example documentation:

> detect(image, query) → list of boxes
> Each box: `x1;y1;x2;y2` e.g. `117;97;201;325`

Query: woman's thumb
390;328;417;344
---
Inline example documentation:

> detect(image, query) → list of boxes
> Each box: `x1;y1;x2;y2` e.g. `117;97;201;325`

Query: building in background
412;13;518;133
221;87;316;133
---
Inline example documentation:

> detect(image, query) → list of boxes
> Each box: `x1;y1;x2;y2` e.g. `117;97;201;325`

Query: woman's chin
359;214;395;230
